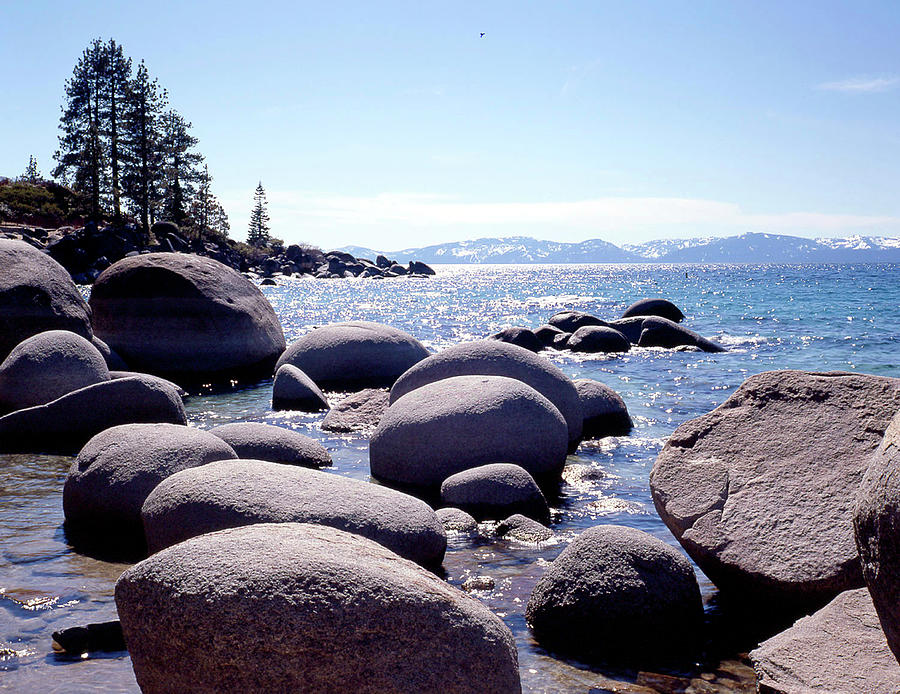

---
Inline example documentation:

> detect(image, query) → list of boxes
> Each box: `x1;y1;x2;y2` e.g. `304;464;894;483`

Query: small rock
462;576;496;592
574;379;633;438
496;514;553;543
489;327;543;353
440;463;550;523
436;507;479;534
272;364;329;411
567;326;630;353
321;388;390;433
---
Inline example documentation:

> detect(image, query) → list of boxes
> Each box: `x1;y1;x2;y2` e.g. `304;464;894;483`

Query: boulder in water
208;422;331;468
0;330;109;413
621;298;685;323
525;525;702;663
321;388;389;434
489;327;543;353
271;364;329;411
142;458;445;567
533;324;567;349
115;523;520;694
496;514;553;543
89;253;286;384
566;326;630;353
651;370;900;608
574;379;633;438
372;375;569;491
638;316;725;352
436;507;479;534
0;239;93;361
440;463;550;523
547;310;607;333
275;321;429;389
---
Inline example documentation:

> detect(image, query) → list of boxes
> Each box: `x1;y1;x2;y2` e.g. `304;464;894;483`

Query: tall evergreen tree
160;109;203;226
102;39;132;222
20;156;41;183
54;39;107;221
188;164;230;239
121;60;167;239
247;182;270;247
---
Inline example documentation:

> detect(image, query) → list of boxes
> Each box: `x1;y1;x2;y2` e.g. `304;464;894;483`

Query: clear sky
2;1;899;250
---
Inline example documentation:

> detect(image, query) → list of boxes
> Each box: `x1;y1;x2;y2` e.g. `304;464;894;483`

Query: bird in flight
480;32;485;38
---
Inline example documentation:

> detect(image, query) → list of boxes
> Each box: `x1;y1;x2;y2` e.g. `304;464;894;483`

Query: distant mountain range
341;232;900;264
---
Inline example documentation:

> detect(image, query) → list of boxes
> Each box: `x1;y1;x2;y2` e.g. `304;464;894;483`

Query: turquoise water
1;263;898;692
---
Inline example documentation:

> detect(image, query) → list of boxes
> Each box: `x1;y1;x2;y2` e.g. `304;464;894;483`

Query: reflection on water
3;263;898;692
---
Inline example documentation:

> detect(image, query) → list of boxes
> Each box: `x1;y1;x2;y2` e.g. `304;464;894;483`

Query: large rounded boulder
372;375;569;490
638;316;725;353
63;423;238;556
525;525;702;663
0;330;109;413
854;411;900;664
141;459;445;567
89;253;286;383
547;311;607;333
208;422;331;468
0;239;93;361
116;523;521;694
275;321;429;389
651;370;900;608
621;298;685;323
0;374;187;455
440;463;550;523
575;379;633;438
566;326;630;353
389;340;583;446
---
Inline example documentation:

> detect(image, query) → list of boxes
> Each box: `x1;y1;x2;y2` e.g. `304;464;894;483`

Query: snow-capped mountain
341;232;900;264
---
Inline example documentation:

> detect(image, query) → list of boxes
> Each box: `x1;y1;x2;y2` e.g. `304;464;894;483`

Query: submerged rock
116;523;521;693
142;459;446;567
751;588;900;694
321;388;390;433
489;326;543;353
0;375;187;455
621;298;685;323
89;253;286;384
436;507;479;534
440;463;550;523
372;375;569;491
389;339;583;447
574;379;633;438
0;239;93;361
495;514;553;543
638;316;724;353
208;422;331;468
276;321;429;389
533;324;567;349
63;423;237;555
0;330;109;413
525;525;702;663
547;311;607;333
566;326;630;353
651;370;900;608
854;411;900;664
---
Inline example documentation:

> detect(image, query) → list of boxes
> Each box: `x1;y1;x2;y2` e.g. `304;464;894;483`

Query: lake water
2;262;898;692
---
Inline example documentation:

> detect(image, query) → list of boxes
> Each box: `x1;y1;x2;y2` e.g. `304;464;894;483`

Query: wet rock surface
321;388;390;433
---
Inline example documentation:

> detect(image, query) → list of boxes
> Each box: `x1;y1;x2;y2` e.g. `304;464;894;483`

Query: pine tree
54;39;107;221
247;182;270;248
102;39;133;222
121;60;167;239
188;164;230;239
20;156;41;183
159;109;203;226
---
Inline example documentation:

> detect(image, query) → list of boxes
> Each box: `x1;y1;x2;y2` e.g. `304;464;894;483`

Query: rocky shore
0;221;434;284
4;241;900;693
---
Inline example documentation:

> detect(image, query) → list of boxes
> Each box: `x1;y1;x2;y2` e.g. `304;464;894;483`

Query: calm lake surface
2;262;898;692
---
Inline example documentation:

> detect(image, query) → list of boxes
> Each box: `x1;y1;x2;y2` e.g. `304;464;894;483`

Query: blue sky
2;1;899;249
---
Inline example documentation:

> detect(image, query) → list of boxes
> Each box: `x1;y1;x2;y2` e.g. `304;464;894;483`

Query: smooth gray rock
574;379;633;438
0;375;187;455
751;588;900;694
525;525;702;662
276;321;428;389
622;298;685;323
89;253;286;383
91;336;129;371
436;507;479;534
389;340;583;446
208;422;331;469
607;317;647;343
547;311;607;333
0;239;93;361
567;326;630;353
533;324;566;348
552;332;571;349
63;423;237;554
854;410;900;664
651;370;900;606
0;330;109;413
440;463;550;523
496;514;553;543
408;260;435;275
142;459;445;567
489;326;543;353
372;375;569;490
638;316;725;352
108;371;186;398
272;364;329;411
116;523;520;694
321;388;389;433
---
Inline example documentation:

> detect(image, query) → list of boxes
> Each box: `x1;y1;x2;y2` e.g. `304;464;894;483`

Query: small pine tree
247;182;270;248
21;156;41;183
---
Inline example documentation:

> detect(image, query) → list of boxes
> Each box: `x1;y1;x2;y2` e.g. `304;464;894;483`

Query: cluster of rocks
490;298;725;354
0;220;434;285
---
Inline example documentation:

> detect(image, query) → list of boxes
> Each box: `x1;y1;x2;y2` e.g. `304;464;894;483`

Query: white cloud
816;76;900;93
